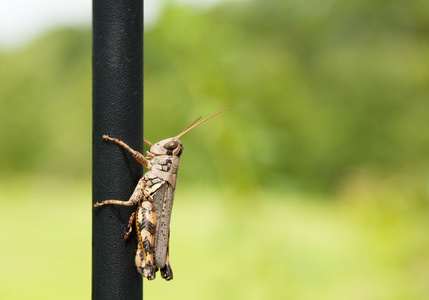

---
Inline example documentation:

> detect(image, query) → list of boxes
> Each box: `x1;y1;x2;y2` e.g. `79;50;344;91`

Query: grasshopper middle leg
93;177;145;208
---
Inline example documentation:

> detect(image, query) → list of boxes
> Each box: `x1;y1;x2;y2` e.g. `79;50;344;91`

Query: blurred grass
0;177;91;300
1;175;428;299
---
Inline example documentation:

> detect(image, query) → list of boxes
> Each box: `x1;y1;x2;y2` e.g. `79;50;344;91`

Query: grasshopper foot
161;264;173;281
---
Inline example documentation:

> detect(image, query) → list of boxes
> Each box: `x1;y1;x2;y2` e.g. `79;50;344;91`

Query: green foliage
144;0;429;192
1;0;428;193
0;27;91;178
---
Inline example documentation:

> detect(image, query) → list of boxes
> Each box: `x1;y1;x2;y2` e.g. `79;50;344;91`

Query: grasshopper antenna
182;116;202;132
175;108;228;139
144;116;203;147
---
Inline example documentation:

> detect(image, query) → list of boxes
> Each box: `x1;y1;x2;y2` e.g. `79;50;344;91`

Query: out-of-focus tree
1;0;428;194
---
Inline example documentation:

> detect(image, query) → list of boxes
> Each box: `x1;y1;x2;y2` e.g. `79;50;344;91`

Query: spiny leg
136;200;157;280
135;242;147;277
124;211;136;240
103;135;151;168
93;177;145;208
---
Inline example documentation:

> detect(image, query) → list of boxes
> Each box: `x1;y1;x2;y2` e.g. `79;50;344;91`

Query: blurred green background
1;0;429;299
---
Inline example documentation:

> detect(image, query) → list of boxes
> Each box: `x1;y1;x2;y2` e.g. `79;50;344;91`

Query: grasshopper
94;108;227;280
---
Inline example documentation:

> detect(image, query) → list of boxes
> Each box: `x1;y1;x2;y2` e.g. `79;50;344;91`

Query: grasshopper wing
153;181;175;268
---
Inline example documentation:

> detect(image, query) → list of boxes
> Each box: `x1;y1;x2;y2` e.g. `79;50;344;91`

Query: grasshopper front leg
102;135;152;169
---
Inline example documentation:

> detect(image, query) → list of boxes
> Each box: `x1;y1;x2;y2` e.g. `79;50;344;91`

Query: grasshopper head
150;138;183;157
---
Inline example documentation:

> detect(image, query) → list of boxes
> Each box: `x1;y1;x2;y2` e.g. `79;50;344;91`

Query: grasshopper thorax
150;138;183;157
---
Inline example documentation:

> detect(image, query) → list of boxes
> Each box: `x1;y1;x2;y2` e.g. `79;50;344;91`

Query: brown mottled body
93;109;227;281
94;135;182;280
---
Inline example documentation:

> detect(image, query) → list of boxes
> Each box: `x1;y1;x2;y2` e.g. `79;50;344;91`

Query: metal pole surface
92;0;143;299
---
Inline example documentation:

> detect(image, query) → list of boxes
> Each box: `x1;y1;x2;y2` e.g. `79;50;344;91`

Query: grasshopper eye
164;140;179;151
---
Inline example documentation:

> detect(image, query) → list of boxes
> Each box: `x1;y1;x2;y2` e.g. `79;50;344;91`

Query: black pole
92;1;143;299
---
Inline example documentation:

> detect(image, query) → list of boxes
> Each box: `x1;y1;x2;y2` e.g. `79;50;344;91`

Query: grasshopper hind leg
135;242;156;280
136;200;157;280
